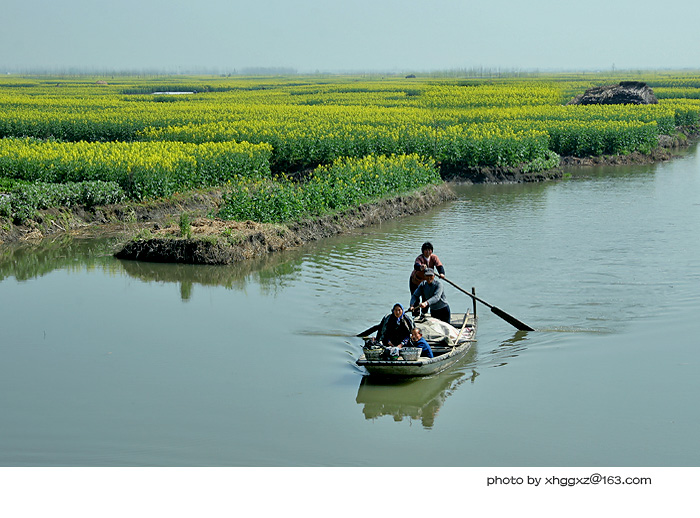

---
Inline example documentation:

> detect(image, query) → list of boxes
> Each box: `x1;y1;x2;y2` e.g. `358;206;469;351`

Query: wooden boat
356;311;477;378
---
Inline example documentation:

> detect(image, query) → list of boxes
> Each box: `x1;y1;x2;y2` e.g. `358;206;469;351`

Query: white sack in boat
414;316;460;345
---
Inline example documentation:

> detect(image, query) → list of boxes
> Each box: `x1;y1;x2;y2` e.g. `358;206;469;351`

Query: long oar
442;277;535;332
357;323;380;337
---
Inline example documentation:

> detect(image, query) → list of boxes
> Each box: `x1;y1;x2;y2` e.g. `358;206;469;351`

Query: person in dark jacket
376;303;413;347
409;268;451;324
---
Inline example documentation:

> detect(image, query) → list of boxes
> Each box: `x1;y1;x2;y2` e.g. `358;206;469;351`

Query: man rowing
408;268;451;324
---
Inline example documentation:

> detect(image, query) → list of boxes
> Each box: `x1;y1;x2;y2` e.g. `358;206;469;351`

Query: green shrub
179;212;192;238
522;150;561;173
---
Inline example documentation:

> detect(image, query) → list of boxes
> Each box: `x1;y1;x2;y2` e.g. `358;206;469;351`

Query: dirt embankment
114;184;457;264
559;129;698;167
442;163;563;184
0;190;225;245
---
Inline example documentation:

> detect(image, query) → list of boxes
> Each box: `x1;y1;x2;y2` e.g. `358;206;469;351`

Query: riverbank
1;160;546;248
560;129;697;167
114;184;456;264
0;130;695;256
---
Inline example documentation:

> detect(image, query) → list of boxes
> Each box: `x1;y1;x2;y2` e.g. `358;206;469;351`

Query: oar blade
442;276;535;331
490;306;535;332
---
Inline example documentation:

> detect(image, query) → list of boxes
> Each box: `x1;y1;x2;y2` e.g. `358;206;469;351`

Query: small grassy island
1;72;698;260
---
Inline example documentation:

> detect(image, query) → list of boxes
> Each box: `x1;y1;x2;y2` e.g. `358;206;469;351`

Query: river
1;143;699;467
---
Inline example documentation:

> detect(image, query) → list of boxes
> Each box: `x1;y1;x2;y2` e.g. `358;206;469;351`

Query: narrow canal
1;143;699;466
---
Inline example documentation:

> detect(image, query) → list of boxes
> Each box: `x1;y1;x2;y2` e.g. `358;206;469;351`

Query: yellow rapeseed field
1;73;699;222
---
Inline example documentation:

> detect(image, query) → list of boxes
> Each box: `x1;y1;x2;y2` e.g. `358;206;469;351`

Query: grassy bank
115;183;457;264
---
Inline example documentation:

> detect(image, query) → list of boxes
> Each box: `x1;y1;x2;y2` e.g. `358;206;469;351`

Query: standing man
409;268;451;324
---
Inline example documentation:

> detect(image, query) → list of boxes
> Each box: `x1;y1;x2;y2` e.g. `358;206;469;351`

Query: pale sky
2;0;699;73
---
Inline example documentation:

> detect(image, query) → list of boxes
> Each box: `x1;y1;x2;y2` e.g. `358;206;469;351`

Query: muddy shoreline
1;134;695;262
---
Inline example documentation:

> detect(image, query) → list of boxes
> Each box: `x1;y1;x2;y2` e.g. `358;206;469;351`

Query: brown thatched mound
567;81;658;105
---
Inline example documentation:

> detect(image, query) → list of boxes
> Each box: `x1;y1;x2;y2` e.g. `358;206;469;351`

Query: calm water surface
1;144;699;467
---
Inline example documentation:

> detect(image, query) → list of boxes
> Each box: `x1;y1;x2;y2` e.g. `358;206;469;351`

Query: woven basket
363;347;385;361
400;347;421;361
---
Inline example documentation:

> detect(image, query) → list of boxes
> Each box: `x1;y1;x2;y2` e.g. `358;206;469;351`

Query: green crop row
0;180;125;223
541;120;659;156
0;137;273;200
142;121;552;170
218;154;441;223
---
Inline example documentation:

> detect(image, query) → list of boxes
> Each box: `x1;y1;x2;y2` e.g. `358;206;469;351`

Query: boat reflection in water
355;348;478;429
355;329;538;428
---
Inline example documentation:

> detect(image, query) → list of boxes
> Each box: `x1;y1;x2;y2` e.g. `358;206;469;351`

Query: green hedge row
0;181;125;223
218;153;442;223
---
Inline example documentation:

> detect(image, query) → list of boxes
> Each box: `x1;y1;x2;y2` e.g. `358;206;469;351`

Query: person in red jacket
409;241;445;297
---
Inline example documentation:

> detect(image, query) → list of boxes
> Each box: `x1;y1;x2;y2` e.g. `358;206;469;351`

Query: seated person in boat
377;303;413;347
409;268;451;324
409;327;433;358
